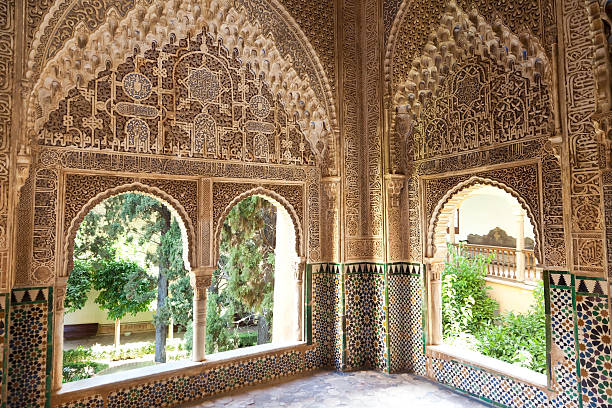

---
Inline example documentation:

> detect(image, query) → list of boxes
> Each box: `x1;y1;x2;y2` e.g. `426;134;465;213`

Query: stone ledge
484;276;539;290
426;344;548;390
53;342;310;404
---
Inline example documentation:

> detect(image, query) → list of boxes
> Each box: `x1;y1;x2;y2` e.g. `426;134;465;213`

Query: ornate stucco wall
0;0;611;407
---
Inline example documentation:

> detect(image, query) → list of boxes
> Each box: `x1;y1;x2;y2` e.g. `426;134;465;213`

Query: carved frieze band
562;0;608;277
0;0;14;290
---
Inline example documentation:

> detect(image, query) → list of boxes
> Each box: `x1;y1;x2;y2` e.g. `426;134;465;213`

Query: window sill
426;344;548;390
55;341;309;400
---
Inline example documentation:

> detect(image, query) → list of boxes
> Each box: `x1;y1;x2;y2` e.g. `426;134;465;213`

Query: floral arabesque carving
211;185;303;266
392;1;549;114
62;181;197;279
386;2;553;175
407;54;552;162
586;0;612;113
27;0;336;164
39;28;318;165
426;176;542;262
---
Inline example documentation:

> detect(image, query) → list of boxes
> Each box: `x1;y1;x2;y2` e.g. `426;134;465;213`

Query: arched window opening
62;192;192;384
208;195;300;354
430;183;546;376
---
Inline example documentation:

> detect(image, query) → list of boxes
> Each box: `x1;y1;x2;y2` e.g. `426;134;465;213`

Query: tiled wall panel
344;264;387;371
312;264;343;369
7;288;53;408
388;263;425;375
0;293;8;408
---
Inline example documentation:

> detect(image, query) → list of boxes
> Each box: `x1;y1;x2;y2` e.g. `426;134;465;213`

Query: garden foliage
442;243;546;374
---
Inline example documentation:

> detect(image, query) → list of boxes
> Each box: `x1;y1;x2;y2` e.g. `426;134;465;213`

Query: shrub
63;361;109;383
476;281;546;374
63;346;95;363
442;243;499;338
238;330;258;348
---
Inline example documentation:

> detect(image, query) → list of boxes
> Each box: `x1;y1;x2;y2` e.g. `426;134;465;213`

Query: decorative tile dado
388;263;424;375
549;271;572;287
56;348;317;408
344;264;386;372
575;277;609;296
575;294;612;408
57;395;104;408
311;264;342;369
7;287;53;408
549;285;580;408
0;293;8;408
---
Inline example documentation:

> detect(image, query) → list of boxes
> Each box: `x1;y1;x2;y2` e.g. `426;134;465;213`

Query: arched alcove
425;177;547;374
63;182;197;278
212;193;302;351
53;183;196;390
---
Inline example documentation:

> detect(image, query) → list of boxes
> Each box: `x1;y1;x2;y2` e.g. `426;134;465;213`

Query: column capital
294;257;307;281
425;258;445;281
190;268;214;300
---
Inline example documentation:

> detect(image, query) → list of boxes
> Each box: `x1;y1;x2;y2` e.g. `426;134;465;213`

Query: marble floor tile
182;370;492;407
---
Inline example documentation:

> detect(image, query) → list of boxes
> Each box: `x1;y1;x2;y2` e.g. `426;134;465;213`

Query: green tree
72;193;191;363
65;260;93;313
105;194;190;363
206;196;277;352
91;259;156;323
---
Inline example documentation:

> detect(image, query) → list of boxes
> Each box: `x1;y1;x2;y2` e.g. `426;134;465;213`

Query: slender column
385;174;406;262
190;268;213;362
322;177;341;263
426;261;444;345
515;209;526;281
295;258;306;341
52;278;68;391
448;209;456;245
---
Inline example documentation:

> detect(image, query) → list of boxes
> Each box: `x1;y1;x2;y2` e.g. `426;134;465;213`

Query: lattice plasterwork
27;0;336;167
39;30;319;165
562;0;608;277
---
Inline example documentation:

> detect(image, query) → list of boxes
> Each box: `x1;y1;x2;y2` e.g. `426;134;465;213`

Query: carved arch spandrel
384;1;554;176
425;176;542;262
25;0;338;171
389;1;550;111
385;0;553;97
212;185;304;267
62;181;198;279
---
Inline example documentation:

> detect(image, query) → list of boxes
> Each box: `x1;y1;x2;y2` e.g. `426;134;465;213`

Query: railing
457;244;540;283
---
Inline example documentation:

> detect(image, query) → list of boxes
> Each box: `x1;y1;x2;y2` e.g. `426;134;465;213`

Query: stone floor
183;370;492;407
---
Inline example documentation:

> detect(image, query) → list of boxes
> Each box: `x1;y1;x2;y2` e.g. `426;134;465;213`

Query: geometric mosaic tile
388;263;424;375
104;349;309;407
549;271;571;287
344;263;386;372
575;294;612;408
0;293;7;408
549;287;580;408
7;287;53;408
575;277;609;296
430;356;549;408
57;395;104;408
312;263;342;369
